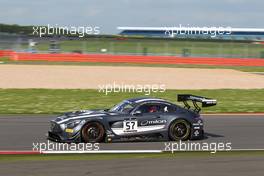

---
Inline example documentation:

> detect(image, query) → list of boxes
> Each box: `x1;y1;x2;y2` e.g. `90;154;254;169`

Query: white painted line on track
1;149;264;155
42;150;163;154
202;114;264;116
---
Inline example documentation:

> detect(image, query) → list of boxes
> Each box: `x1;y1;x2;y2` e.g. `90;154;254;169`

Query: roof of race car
126;97;170;104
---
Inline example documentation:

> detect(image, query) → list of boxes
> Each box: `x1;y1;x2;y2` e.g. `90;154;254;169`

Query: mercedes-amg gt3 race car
48;94;217;143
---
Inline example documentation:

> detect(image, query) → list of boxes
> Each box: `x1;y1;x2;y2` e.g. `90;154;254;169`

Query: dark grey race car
48;94;217;143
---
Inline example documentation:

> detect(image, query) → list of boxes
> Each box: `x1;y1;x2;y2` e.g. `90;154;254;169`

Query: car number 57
123;120;138;132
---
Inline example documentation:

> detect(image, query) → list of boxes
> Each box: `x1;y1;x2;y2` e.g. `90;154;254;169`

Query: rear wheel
81;122;105;143
169;119;190;141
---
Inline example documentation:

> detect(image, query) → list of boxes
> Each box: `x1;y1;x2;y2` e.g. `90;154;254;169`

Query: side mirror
133;110;142;116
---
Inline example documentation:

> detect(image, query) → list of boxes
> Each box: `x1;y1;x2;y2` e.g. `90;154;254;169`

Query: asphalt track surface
0;114;263;150
1;114;264;176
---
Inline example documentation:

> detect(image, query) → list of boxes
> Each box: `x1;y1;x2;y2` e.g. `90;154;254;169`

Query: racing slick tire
81;122;105;143
169;119;191;141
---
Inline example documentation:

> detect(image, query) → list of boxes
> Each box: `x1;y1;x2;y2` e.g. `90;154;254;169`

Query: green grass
0;56;9;62
0;89;263;114
14;38;264;58
1;151;264;161
1;37;263;57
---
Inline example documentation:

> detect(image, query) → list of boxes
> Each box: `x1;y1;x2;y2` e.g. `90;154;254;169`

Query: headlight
66;120;84;129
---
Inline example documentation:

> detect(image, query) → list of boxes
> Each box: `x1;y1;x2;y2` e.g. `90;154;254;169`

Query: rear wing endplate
177;94;217;113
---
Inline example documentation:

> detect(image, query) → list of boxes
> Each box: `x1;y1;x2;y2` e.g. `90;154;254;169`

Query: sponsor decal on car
65;128;74;133
141;119;167;126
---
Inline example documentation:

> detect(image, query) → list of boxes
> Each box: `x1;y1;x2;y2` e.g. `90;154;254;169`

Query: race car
48;94;216;143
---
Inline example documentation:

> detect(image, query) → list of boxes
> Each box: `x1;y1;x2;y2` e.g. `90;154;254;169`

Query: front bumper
47;131;81;143
48;120;82;143
47;131;61;142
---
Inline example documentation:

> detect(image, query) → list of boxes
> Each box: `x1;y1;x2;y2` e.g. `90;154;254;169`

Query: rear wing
177;94;217;113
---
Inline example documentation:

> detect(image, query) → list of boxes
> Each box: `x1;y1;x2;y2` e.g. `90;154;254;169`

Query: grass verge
1;151;264;161
0;89;263;114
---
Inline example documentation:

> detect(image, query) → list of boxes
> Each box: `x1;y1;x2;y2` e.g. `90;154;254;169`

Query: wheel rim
82;122;104;142
173;123;187;138
87;126;100;140
170;120;190;140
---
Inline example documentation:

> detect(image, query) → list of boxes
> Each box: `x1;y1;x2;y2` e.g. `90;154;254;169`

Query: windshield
109;101;135;113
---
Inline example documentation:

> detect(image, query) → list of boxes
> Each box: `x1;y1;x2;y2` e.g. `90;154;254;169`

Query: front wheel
169;119;191;141
81;122;105;143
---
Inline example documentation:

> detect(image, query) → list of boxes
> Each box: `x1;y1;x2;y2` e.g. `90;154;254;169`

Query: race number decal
123;120;138;132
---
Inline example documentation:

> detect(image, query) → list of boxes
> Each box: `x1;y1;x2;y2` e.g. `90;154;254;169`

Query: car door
129;103;168;134
110;102;172;136
108;102;138;136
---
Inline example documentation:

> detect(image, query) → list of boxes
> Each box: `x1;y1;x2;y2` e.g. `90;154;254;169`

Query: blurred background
1;0;264;59
1;27;264;59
